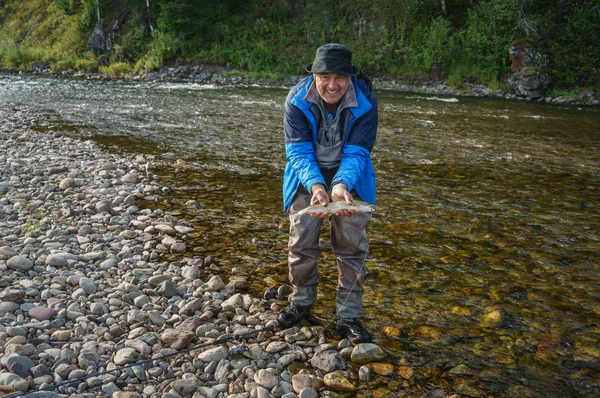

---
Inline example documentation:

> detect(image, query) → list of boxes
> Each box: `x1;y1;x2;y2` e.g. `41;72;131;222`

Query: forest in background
0;0;598;96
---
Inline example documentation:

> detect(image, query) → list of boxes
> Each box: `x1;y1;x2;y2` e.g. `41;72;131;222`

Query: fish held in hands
293;200;375;222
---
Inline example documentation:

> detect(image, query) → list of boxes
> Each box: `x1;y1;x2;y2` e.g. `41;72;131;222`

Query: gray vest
305;82;358;169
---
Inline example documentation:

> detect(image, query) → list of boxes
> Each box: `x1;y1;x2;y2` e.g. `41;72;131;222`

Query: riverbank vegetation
0;0;598;95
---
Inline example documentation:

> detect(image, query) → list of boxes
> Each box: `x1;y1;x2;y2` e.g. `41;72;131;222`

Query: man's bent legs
288;188;322;306
330;211;370;319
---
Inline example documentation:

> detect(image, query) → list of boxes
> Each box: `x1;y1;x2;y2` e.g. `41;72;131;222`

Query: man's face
313;73;351;106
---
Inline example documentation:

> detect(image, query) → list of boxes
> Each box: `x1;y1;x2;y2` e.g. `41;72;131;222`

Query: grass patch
73;53;99;73
100;62;132;76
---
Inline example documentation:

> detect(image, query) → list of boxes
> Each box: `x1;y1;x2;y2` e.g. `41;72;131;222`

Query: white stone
114;348;141;365
197;346;228;363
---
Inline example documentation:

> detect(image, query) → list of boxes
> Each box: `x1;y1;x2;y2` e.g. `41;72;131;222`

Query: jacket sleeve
284;101;326;192
332;100;378;192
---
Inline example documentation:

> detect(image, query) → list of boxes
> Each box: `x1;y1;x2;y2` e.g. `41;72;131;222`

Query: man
278;43;378;343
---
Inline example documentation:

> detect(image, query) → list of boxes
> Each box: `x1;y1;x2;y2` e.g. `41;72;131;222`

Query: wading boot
335;317;372;344
277;302;312;328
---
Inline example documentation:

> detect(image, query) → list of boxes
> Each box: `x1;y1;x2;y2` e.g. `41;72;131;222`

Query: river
1;75;599;397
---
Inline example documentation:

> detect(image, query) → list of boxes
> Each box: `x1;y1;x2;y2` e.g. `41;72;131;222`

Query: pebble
28;306;57;321
254;368;279;389
0;372;29;392
323;370;355;391
7;255;34;271
350;343;386;365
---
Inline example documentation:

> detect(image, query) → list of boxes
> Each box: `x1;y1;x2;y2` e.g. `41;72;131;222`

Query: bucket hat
306;43;359;77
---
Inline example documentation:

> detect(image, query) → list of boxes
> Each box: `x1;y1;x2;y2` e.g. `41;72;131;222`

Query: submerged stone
323;370;354;391
350;343;386;365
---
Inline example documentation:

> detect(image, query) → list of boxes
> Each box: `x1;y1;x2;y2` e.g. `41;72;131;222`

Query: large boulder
90;22;107;55
508;70;551;100
507;42;551;99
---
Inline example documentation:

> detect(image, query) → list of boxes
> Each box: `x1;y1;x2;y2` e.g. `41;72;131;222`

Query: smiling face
313;73;351;110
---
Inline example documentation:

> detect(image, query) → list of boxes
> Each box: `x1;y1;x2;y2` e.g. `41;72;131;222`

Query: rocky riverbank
0;107;404;398
1;64;599;106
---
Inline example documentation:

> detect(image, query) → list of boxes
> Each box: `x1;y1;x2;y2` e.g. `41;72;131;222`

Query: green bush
416;17;453;77
460;0;520;82
3;41;42;68
544;2;600;89
134;30;180;72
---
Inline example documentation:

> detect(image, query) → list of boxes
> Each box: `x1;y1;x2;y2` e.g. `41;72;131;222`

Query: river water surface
1;75;600;397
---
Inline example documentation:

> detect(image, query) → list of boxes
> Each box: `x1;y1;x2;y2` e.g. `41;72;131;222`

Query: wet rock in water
414;325;443;341
454;380;485;397
263;287;278;300
448;363;473;376
358;365;373;381
175;225;194;234
323;370;355;391
480;309;503;327
397;365;414;380
574;346;600;362
350;343;386;365
382;326;401;338
370;363;395;376
170;242;186;254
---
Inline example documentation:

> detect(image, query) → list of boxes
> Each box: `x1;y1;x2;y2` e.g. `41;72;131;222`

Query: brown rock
382;326;401;338
370;363;395;376
323;370;355;391
397;365;414;379
161;329;195;350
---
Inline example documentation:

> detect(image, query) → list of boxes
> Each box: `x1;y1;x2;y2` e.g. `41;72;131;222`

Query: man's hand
331;183;355;217
309;184;330;219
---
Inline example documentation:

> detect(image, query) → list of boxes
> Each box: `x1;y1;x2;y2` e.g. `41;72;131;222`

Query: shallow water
2;75;600;397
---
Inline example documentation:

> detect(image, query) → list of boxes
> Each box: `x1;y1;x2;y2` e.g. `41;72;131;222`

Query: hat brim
305;63;360;77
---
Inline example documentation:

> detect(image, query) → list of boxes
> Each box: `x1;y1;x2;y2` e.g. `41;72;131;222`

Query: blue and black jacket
282;75;378;211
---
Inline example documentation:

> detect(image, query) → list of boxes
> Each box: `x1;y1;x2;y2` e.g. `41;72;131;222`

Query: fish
293;200;375;222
